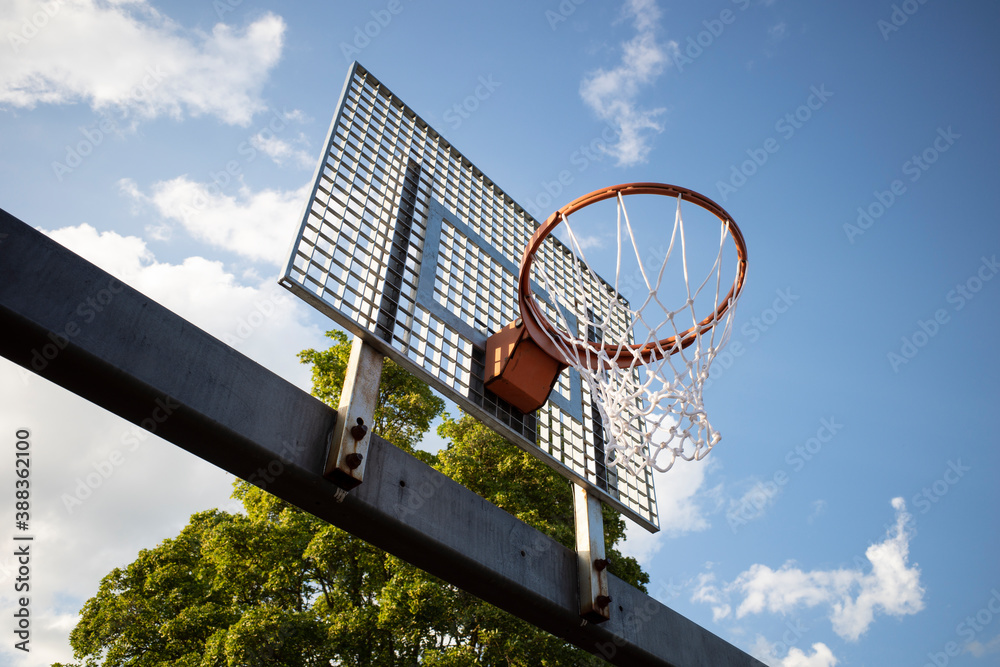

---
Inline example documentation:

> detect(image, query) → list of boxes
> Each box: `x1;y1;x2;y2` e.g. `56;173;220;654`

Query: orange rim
518;182;748;370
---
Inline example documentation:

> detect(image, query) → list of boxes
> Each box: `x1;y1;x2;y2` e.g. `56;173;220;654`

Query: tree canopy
58;330;648;666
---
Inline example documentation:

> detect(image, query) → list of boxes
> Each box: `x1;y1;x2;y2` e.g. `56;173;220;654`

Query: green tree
60;330;647;666
298;330;445;453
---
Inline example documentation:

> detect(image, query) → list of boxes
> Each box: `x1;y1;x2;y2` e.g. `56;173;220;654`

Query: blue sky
1;1;998;665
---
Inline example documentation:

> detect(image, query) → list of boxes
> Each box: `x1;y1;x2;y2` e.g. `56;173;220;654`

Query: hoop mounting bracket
484;319;566;413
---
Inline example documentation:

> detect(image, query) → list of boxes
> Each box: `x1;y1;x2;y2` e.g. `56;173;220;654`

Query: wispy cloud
807;499;826;524
579;0;676;166
729;478;781;523
250;130;314;169
0;0;285;126
692;571;732;622
968;633;1000;658
693;498;924;641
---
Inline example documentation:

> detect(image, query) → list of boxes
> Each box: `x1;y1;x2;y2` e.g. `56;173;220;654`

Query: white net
530;190;744;475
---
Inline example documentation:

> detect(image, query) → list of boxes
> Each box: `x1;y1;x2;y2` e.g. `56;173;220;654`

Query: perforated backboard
280;62;658;531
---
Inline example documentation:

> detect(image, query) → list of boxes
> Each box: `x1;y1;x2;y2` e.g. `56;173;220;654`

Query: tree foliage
60;330;648;666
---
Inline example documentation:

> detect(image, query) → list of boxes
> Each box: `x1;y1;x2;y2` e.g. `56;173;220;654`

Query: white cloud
734;564;857;619
693;498;925;641
780;643;837;667
250;130;315;169
826;498;925;640
120;176;310;266
0;0;285;126
751;637;838;667
0;222;326;665
42;223;324;363
620;457;716;565
579;0;676;166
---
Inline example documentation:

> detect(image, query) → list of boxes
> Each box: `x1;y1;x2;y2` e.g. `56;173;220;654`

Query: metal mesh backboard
280;62;658;531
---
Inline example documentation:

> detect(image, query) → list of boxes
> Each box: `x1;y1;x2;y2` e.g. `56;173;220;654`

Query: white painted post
326;335;383;489
574;483;611;622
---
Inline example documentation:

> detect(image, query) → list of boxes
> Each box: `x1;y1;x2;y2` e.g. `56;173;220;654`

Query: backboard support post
574;483;611;623
326;335;383;489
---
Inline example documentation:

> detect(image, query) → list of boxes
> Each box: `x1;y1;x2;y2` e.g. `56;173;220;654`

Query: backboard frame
279;62;659;531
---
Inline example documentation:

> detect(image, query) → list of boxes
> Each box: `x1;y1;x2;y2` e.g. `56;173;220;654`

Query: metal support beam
575;484;611;623
327;336;383;488
0;208;765;667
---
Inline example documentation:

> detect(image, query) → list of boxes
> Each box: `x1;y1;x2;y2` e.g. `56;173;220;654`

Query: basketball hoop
487;182;748;475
